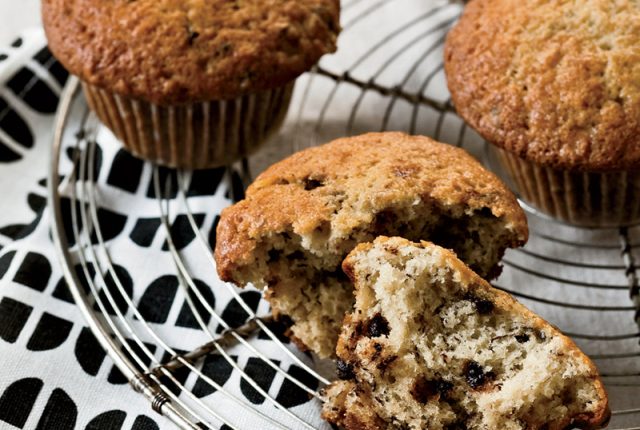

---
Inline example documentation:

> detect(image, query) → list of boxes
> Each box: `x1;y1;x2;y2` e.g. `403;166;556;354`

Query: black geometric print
13;251;51;291
108;340;157;385
106;149;144;193
275;365;318;408
257;318;291;344
186;168;226;197
161;214;206;251
208;215;221;250
11;37;22;47
0;296;33;343
0;54;7;62
0;250;15;278
146;167;177;199
85;410;126;429
224;169;246;203
0;377;43;428
75;327;107;377
159;349;190;396
75;262;96;295
26;312;73;351
0;137;20;162
60;198;85;247
220;425;233;430
52;277;75;303
130;218;162;247
0;193;45;241
94;264;133;316
132;415;160;430
217;291;262;333
6;67;59;114
35;388;77;430
33;47;69;86
137;275;179;324
192;354;236;398
240;357;279;405
0;96;34;148
89;208;128;244
66;144;103;183
175;278;215;329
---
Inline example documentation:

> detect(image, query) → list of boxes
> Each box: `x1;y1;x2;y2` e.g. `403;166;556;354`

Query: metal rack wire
48;0;640;428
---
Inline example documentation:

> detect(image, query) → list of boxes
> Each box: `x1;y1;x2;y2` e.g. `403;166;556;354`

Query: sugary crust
330;237;610;430
445;0;640;171
215;132;528;282
42;0;339;104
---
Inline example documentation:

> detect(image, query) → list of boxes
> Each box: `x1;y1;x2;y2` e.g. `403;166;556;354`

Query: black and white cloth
0;29;326;430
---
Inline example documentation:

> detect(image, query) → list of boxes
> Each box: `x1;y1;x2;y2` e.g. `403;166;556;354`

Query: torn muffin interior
232;196;520;357
322;237;609;430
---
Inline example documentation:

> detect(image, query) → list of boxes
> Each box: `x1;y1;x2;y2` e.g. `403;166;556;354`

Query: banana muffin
42;0;340;169
322;236;610;430
215;132;528;357
445;0;640;226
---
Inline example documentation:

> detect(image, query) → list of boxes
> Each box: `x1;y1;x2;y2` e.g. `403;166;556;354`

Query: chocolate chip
536;330;547;341
286;250;305;261
367;314;390;338
376;355;398;373
464;361;495;389
303;177;324;191
267;249;282;262
410;377;454;404
336;360;355;380
515;334;530;343
464;294;494;315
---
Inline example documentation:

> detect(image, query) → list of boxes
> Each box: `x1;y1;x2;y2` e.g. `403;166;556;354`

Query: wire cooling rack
48;0;640;429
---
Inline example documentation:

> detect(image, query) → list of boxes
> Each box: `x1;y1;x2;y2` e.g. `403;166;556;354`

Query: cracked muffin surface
445;0;640;171
42;0;340;104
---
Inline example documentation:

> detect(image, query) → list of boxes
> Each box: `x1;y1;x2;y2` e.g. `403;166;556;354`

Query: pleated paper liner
82;82;294;170
493;146;640;227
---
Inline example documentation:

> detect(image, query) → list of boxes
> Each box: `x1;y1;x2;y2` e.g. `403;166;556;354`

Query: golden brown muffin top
215;132;528;280
445;0;640;172
42;0;339;105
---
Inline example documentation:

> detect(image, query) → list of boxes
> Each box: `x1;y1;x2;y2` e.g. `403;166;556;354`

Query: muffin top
445;0;640;171
215;132;528;278
42;0;339;105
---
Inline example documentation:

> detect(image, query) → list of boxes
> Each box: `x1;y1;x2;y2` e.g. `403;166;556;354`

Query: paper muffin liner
81;82;294;169
492;146;640;227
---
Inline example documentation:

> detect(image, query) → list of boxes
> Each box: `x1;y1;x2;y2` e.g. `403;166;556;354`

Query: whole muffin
215;132;528;358
445;0;640;226
42;0;340;169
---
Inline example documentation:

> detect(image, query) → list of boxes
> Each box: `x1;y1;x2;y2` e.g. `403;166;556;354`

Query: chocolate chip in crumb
464;361;495;389
515;334;530;343
336;360;355;380
410;377;454;404
303;177;324;191
536;330;547;341
367;314;390;337
464;293;494;315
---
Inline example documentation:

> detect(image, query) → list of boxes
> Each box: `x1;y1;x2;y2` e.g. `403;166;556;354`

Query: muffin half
215;132;528;357
322;237;610;430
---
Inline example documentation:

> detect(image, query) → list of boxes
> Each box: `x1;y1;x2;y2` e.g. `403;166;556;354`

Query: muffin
215;132;528;358
445;0;640;226
322;236;610;430
42;0;340;169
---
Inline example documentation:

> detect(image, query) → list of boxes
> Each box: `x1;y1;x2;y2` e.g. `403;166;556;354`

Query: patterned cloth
0;29;327;430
